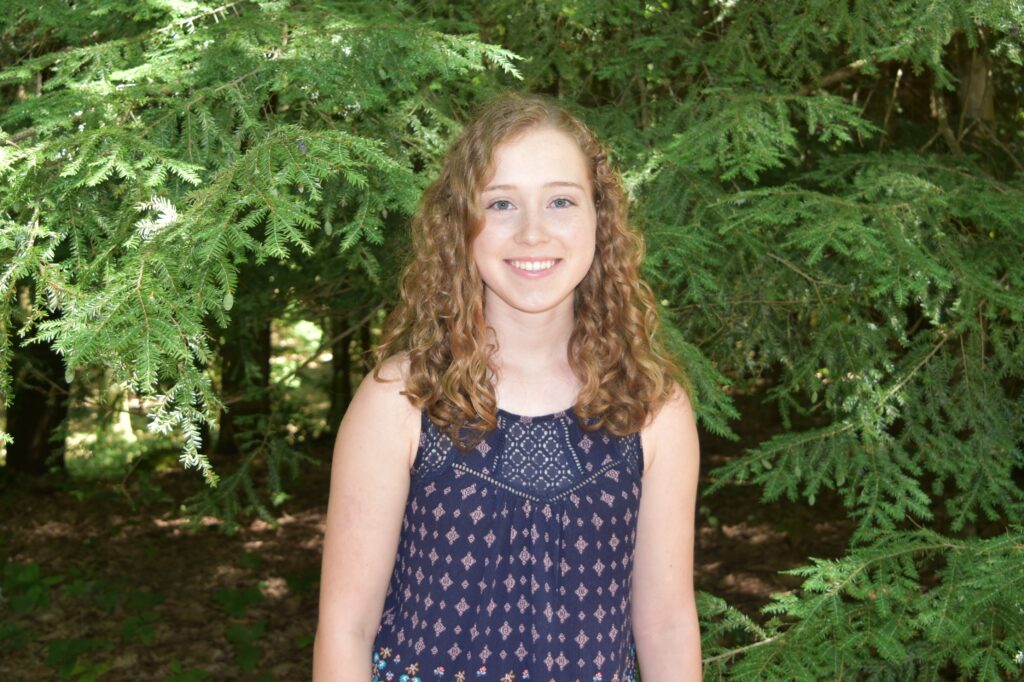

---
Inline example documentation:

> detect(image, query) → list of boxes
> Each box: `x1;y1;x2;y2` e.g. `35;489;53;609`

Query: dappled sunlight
27;520;77;539
719;522;788;545
0;466;326;680
259;576;289;600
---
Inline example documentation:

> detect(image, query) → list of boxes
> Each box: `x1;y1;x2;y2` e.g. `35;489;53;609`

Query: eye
551;197;576;209
487;199;514;211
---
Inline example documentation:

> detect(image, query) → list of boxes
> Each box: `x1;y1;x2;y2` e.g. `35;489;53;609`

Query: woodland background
1;1;1023;680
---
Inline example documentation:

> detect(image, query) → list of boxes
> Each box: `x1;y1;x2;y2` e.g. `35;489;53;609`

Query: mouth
505;258;561;273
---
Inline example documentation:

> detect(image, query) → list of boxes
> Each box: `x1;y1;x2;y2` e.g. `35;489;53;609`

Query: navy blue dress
371;406;644;682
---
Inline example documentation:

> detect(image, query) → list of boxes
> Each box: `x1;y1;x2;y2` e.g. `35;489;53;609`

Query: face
472;126;597;319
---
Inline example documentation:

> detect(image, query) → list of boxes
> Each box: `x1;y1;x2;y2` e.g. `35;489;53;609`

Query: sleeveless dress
371;405;644;682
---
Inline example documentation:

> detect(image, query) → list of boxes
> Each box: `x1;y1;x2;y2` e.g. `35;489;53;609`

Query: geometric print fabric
372;406;643;681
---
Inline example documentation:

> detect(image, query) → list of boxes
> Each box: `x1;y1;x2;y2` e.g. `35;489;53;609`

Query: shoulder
370;351;412;386
353;352;412;411
342;352;421;471
638;381;698;477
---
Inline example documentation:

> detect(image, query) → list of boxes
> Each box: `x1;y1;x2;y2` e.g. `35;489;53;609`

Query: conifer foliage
0;0;518;484
2;1;1024;678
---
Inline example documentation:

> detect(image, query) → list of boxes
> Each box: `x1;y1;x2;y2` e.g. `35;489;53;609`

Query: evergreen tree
0;0;518;501
2;1;1023;678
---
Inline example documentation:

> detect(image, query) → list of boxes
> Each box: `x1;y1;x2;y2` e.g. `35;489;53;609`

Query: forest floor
0;391;854;681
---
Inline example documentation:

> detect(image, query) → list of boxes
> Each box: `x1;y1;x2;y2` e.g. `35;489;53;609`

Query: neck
483;294;575;376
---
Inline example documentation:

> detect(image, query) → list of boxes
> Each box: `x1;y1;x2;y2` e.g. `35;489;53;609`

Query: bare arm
312;356;419;681
632;383;702;680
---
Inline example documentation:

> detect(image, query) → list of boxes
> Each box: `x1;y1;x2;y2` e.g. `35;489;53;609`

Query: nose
514;206;550;245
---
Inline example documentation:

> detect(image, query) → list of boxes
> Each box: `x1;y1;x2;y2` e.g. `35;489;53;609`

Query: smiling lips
506;258;561;274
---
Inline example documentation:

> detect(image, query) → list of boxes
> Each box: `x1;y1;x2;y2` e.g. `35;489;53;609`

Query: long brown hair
374;91;687;449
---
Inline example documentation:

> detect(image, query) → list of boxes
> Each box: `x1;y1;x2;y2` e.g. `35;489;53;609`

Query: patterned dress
371;405;644;682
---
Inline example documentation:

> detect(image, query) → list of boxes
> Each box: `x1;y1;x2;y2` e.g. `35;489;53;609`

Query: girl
313;92;701;681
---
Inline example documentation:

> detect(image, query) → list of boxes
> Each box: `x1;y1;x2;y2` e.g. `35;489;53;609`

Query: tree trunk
327;312;353;431
359;318;372;373
5;336;69;475
214;310;272;457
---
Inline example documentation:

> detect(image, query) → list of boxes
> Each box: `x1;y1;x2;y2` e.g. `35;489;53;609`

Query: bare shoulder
340;352;421;471
354;352;412;409
639;381;698;477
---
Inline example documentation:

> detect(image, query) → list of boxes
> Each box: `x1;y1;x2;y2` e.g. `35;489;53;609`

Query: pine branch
797;58;870;96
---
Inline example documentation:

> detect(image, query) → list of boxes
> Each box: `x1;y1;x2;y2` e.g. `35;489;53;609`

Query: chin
497;295;572;315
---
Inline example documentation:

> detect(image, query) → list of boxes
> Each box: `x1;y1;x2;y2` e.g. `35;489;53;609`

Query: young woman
313;92;701;681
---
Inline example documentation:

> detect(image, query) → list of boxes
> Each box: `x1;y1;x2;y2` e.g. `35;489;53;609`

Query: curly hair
373;91;687;450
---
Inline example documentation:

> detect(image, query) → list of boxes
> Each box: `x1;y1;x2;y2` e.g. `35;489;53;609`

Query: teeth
509;259;556;272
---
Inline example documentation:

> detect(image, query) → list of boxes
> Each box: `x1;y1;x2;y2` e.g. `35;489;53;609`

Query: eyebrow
481;181;587;192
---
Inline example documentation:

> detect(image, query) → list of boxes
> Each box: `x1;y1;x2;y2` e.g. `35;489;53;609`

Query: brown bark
5;321;69;475
327;312;353;431
213;312;272;457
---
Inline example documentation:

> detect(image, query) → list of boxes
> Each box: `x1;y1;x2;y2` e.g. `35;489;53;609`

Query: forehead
483;126;591;188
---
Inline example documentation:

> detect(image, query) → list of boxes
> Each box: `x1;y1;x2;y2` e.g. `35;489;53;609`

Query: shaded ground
0;390;854;681
695;389;855;614
0;464;326;681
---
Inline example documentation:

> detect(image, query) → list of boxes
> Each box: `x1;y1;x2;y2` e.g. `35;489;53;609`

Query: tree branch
220;302;385;407
798;59;869;96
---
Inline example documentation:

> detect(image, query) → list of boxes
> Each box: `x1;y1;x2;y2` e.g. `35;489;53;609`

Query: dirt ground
0;392;854;681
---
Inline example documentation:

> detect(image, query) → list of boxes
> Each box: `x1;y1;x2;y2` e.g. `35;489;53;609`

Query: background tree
2;1;1023;679
0;0;517;505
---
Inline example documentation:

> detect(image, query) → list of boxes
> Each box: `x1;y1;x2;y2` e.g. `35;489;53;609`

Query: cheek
471;230;489;253
577;223;598;277
577;219;598;260
469;229;500;275
581;238;597;273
